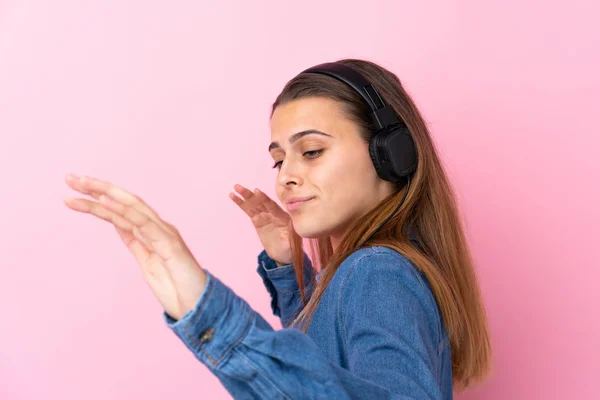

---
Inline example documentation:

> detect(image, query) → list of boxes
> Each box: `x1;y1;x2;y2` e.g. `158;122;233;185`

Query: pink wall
1;1;598;399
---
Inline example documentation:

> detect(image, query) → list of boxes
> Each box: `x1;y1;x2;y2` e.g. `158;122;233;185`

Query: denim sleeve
255;250;316;328
163;267;441;400
339;252;445;399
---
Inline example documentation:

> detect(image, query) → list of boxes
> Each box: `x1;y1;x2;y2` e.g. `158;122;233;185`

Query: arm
255;250;316;328
164;252;445;399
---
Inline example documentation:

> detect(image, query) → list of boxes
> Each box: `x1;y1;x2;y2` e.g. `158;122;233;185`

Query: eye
271;149;324;170
303;149;323;159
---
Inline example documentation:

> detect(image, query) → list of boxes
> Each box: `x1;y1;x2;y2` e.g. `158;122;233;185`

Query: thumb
115;225;150;264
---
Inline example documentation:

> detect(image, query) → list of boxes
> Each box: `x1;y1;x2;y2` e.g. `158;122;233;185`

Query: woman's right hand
230;184;293;266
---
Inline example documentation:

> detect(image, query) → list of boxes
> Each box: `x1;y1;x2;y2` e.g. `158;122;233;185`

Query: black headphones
301;62;418;185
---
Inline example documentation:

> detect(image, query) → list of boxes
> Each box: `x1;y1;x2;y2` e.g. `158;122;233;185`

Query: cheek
275;186;285;205
310;156;346;193
312;152;369;201
333;155;376;209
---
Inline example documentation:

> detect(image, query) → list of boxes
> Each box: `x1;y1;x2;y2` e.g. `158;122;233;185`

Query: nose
277;158;304;188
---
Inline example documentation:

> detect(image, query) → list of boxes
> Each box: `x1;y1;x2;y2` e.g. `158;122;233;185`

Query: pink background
1;1;598;399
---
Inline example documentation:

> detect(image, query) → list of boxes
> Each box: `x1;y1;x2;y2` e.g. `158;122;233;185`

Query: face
269;97;396;249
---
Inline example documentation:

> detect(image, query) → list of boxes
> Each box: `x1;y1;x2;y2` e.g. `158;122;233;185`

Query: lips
285;196;315;211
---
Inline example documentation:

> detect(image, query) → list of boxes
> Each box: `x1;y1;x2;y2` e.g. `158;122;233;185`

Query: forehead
270;97;350;138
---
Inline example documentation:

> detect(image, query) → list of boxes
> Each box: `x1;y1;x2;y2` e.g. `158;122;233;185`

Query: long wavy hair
270;59;492;391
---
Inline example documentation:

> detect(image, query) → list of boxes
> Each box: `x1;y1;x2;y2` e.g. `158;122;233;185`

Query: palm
121;233;180;307
119;225;207;315
64;174;207;320
230;185;292;265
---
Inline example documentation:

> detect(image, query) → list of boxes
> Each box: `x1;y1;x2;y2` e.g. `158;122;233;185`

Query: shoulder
335;246;427;294
334;246;443;340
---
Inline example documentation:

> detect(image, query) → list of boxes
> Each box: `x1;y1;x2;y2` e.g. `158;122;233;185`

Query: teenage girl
64;59;492;399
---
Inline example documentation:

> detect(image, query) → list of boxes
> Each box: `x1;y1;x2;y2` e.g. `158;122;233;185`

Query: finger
230;190;264;217
66;174;135;204
65;176;107;212
230;192;259;217
234;184;256;201
66;174;155;217
116;226;175;289
114;225;150;263
66;174;171;231
65;196;155;250
136;221;185;260
98;194;153;228
64;197;135;233
250;211;273;227
254;189;287;217
229;192;245;208
97;195;179;257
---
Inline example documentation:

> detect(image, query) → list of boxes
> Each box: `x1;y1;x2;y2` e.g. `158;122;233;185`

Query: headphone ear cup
391;128;417;177
369;129;393;182
369;126;418;183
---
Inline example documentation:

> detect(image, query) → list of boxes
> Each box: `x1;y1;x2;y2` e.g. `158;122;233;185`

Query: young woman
64;59;492;399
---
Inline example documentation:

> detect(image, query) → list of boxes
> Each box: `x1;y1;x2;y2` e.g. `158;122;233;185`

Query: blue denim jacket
164;246;453;399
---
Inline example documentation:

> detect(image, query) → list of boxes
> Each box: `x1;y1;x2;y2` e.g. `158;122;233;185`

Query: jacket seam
183;302;255;369
337;251;380;364
234;347;293;399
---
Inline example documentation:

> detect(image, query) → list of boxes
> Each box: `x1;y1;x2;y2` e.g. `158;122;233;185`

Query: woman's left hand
63;173;207;321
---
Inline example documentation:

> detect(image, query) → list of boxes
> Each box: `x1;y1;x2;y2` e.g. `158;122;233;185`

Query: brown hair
270;59;492;391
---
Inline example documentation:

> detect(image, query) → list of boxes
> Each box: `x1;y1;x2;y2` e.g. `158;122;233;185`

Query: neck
329;235;340;253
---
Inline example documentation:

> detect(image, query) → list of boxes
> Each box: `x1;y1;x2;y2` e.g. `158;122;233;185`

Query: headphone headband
301;62;402;130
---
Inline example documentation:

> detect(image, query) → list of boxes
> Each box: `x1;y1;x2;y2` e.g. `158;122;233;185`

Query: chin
291;218;337;240
292;225;324;239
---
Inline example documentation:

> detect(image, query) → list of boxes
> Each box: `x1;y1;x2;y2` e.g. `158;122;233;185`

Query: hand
63;173;207;320
230;185;292;266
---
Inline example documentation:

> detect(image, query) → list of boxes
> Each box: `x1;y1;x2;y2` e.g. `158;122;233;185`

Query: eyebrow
268;129;333;152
